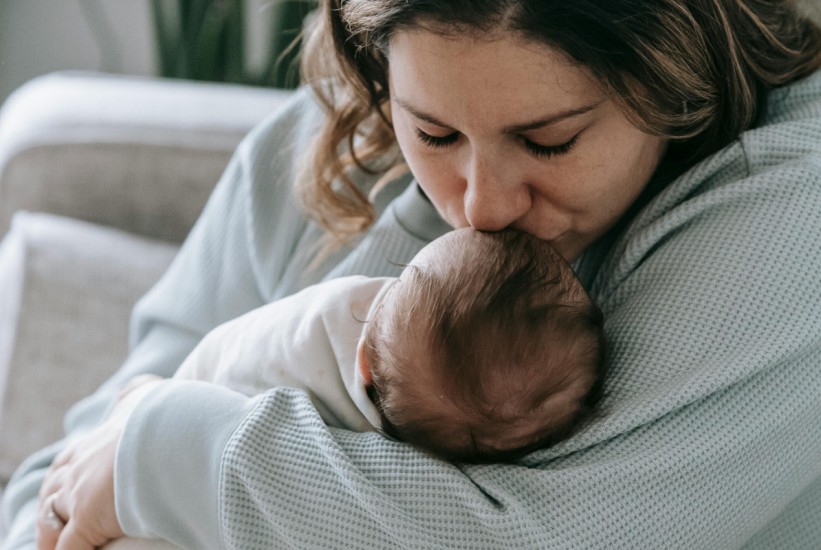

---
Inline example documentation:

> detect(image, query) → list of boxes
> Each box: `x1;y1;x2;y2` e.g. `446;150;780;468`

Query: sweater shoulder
741;70;821;174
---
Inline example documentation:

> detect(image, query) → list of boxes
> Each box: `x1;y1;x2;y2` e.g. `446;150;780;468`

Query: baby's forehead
401;229;589;310
410;228;567;271
409;228;480;267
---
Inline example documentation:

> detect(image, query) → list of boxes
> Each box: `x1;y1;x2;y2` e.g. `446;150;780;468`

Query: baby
175;228;607;463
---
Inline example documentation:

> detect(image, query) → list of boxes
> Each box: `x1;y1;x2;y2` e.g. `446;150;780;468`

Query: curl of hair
298;0;821;250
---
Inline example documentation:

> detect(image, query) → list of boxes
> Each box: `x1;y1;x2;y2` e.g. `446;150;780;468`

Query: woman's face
388;29;668;261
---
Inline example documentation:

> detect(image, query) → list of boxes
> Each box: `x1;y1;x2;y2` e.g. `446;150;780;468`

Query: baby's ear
357;339;373;386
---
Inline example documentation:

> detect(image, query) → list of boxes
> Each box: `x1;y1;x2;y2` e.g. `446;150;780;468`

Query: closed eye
415;128;580;159
415;128;459;148
522;134;580;158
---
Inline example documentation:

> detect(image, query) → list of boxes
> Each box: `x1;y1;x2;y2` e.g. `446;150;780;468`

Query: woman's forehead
387;28;606;128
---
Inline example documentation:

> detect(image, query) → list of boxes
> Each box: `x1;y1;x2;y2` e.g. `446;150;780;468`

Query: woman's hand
36;375;166;550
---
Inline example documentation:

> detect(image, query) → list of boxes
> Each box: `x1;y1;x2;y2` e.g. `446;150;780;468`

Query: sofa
0;71;291;539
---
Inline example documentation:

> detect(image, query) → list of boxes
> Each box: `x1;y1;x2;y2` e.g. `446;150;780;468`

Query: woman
5;0;820;548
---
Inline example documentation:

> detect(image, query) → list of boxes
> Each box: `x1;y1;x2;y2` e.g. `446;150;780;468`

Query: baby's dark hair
364;228;607;463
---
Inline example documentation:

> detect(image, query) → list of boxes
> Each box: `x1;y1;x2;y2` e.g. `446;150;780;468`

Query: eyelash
415;129;460;148
414;128;579;159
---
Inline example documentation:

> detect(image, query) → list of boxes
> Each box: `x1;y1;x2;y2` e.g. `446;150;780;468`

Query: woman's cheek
407;159;466;228
394;132;456;202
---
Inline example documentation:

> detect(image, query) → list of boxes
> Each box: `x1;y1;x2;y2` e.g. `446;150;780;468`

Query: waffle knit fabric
3;70;820;549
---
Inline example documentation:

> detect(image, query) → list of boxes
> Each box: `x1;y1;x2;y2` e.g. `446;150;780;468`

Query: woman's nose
462;153;531;231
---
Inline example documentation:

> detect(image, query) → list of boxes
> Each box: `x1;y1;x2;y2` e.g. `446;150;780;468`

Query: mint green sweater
4;70;821;549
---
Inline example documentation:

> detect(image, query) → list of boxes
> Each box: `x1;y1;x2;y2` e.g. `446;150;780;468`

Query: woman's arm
17;82;821;549
117;128;821;549
1;88;322;549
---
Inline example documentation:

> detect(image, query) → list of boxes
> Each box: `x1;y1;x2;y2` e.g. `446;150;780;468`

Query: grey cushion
0;72;291;243
0;212;178;482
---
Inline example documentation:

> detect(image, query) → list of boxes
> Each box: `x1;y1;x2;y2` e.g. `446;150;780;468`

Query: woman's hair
297;0;821;248
362;229;607;463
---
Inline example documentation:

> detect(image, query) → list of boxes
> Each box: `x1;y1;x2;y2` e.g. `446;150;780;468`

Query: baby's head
360;228;607;463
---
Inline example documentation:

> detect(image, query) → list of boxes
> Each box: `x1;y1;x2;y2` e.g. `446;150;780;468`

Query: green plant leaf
151;0;316;87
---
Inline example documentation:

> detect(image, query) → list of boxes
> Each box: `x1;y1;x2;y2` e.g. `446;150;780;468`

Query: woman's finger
39;443;76;502
51;441;78;471
55;520;98;550
39;437;82;501
37;462;67;504
36;379;160;550
36;493;67;550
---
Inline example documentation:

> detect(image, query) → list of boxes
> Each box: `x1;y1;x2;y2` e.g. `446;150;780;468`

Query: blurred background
0;0;819;107
0;1;317;510
0;0;316;106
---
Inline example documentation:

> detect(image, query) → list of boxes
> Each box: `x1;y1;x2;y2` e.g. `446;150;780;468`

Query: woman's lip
444;215;571;246
512;225;568;244
534;231;581;261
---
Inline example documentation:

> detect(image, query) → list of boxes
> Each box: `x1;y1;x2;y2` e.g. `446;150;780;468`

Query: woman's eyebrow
392;96;601;132
503;102;601;133
393;96;454;128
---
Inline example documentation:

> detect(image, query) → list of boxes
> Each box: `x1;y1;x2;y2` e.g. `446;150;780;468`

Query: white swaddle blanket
174;275;392;431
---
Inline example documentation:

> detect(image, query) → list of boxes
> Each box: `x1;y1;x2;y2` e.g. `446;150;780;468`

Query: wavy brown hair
298;0;821;250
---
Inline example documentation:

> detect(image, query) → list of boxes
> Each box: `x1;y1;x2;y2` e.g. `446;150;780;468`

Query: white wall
0;0;156;105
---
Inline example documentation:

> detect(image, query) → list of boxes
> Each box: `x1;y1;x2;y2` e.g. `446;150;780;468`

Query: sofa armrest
0;212;179;482
0;72;292;243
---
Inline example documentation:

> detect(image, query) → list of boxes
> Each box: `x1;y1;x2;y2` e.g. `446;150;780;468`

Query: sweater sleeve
117;141;821;550
115;381;257;550
12;82;819;550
